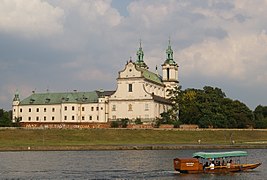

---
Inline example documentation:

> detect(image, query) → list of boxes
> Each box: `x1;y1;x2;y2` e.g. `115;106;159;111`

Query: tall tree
166;85;182;121
254;105;267;128
167;86;255;128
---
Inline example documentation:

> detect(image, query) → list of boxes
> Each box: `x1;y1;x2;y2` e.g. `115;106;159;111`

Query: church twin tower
135;40;179;95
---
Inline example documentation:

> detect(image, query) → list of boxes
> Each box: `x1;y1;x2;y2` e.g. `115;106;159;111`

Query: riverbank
0;128;266;151
0;144;267;151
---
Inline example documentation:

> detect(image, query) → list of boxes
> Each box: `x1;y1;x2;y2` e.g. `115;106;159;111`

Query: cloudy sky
1;0;267;110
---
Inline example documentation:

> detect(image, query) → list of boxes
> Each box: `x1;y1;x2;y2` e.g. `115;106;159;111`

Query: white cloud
174;0;267;87
0;0;64;37
80;0;121;27
179;30;267;83
58;0;122;30
45;0;123;52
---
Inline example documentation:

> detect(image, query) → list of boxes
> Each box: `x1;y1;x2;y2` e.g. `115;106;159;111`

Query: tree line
161;85;267;129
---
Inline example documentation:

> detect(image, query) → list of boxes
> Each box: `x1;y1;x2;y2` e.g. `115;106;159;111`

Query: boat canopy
193;151;248;159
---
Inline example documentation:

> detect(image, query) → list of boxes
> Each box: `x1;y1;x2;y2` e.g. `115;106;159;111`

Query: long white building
12;41;179;125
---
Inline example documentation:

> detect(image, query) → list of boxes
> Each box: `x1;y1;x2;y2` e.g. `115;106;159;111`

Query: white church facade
12;41;179;126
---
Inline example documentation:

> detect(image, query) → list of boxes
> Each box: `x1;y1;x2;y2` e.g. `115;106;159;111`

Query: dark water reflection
0;149;265;179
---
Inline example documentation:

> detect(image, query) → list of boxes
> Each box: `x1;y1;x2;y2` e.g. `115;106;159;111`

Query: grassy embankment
0;128;266;150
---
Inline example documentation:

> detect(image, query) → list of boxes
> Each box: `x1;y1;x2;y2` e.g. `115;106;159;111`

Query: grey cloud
1;0;267;110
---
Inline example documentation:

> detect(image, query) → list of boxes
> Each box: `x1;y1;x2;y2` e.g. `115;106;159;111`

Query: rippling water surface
0;149;265;179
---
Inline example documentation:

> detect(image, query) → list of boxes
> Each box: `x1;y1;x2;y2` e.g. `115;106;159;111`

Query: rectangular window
44;108;46;112
64;116;67;120
91;107;94;111
36;108;39;112
128;104;133;111
20;108;22;112
112;105;116;111
72;106;75;111
28;117;31;121
97;116;99;121
145;104;149;111
52;116;55;120
36;116;39;121
29;108;31;112
52;108;55;112
82;116;85;120
44;116;46;121
82;107;85;111
128;84;133;92
72;116;75;120
96;107;99;111
89;116;92;120
64;106;67;111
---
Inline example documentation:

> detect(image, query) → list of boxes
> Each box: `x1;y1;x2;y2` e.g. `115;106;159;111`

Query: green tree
254;105;267;128
120;118;129;128
167;85;182;118
134;118;143;125
110;118;129;128
0;109;13;127
168;86;255;128
110;121;119;128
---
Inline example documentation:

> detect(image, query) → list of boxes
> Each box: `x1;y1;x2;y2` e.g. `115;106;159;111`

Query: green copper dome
136;40;148;69
13;90;20;101
164;39;176;65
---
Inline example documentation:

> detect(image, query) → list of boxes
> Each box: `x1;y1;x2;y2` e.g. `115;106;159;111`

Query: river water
0;149;265;179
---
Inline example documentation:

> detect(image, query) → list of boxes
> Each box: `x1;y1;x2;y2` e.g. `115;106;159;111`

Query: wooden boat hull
174;158;261;174
203;163;262;174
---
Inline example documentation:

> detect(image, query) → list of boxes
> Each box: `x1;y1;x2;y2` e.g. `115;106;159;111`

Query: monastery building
12;41;179;126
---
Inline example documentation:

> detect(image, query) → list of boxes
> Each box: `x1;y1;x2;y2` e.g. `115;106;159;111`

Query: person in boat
226;159;233;168
203;162;209;169
222;159;226;166
210;161;215;170
215;160;221;166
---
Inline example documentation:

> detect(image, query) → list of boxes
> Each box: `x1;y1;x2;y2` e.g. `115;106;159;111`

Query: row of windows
26;115;99;121
17;106;102;113
112;104;149;111
64;106;101;111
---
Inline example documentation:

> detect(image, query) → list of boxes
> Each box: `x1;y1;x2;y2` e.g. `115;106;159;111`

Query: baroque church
12;41;179;126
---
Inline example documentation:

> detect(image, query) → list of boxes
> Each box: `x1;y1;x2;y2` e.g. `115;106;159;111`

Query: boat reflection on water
174;151;261;174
